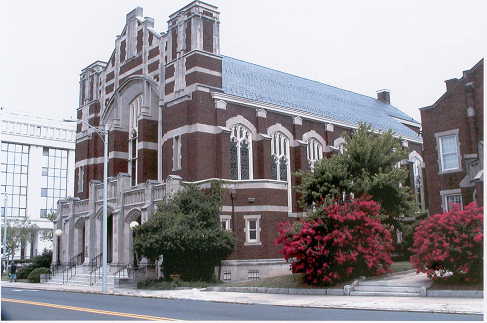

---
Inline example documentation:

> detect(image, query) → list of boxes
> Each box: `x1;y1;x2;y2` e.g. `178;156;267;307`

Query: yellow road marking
2;298;177;321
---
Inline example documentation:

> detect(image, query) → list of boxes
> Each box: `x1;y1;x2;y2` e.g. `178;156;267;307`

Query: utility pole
2;192;8;274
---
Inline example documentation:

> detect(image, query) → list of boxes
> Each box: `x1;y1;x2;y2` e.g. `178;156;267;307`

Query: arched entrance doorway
98;208;114;264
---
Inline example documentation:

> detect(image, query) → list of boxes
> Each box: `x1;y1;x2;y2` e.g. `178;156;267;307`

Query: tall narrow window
130;135;137;186
129;95;142;186
307;138;323;170
229;124;252;180
439;134;460;171
271;132;289;181
244;215;261;245
172;135;182;171
77;166;84;193
445;194;463;212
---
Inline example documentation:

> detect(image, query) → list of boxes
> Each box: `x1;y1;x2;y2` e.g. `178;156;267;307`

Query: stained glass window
229;124;252;180
271;156;278;180
129;95;142;187
271;132;289;181
279;156;287;180
230;139;238;180
307;138;323;170
240;142;249;180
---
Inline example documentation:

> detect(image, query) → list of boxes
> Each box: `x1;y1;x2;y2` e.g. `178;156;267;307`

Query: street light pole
2;192;7;273
64;119;109;293
102;123;108;293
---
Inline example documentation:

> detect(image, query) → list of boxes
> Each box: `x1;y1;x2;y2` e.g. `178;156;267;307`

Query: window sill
244;241;262;246
438;168;463;175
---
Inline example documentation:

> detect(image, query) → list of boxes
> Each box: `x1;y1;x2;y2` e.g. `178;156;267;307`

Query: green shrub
134;183;234;281
31;250;52;269
17;265;34;279
27;267;50;283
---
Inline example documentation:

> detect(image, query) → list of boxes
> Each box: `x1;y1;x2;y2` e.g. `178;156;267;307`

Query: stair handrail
89;253;103;286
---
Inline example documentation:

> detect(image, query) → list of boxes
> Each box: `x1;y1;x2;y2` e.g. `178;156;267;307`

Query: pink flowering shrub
410;202;483;282
276;198;394;286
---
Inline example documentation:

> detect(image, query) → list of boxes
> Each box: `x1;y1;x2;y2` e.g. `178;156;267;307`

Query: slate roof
222;56;422;142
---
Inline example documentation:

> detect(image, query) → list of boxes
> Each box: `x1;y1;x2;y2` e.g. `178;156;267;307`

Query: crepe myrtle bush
410;202;483;282
276;198;394;286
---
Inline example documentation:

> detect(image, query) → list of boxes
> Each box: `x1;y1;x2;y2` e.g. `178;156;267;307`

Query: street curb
426;290;483;298
203;285;484;299
1;282;483;315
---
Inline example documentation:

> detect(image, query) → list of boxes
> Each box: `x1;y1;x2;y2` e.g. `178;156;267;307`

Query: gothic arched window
307;138;323;170
129;95;143;186
271;131;290;181
230;124;252;180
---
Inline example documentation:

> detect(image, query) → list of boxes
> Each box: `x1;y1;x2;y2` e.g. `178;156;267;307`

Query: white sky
2;0;486;122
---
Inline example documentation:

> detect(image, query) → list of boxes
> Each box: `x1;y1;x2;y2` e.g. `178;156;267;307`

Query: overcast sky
2;0;486;122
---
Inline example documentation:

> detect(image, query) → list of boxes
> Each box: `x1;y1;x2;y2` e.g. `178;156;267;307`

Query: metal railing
74;251;84;266
89;253;103;286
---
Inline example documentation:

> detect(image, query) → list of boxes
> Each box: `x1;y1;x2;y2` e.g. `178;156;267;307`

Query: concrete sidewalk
1;281;483;315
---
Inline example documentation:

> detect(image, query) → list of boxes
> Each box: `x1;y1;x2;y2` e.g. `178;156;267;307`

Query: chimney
376;89;390;104
445;78;459;91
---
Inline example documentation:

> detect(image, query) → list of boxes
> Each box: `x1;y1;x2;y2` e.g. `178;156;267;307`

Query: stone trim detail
75;151;129;167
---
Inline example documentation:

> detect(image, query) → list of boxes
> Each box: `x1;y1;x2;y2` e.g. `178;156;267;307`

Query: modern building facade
420;59;484;215
54;1;424;281
1;110;76;260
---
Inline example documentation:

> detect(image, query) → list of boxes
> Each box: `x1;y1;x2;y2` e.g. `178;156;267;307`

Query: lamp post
54;229;63;265
65;119;109;293
129;221;139;269
2;192;8;274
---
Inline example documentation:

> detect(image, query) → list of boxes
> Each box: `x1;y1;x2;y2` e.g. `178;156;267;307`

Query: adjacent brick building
55;1;424;281
420;59;483;216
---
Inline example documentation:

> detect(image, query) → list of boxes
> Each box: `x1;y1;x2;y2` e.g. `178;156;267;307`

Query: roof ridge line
224;55;384;104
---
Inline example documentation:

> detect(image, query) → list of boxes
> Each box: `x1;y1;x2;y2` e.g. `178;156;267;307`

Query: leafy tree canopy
3;217;36;262
298;123;417;227
133;182;234;281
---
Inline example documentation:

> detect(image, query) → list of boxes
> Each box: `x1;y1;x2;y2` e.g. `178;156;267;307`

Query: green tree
298;123;417;228
133;182;235;281
4;217;36;262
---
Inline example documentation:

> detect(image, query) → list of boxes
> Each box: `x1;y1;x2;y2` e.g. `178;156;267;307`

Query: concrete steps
45;265;128;287
349;271;429;297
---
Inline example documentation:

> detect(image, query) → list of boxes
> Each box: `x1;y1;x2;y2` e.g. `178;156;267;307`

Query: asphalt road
1;287;483;321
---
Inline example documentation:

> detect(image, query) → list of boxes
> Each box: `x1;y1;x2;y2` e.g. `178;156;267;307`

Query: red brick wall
421;60;483;215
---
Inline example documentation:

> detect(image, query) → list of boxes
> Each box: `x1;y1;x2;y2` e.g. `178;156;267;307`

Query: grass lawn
222;273;350;289
390;261;413;273
224;261;413;289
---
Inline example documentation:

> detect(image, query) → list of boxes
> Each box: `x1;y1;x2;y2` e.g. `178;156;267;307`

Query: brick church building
420;59;483;215
54;1;424;281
